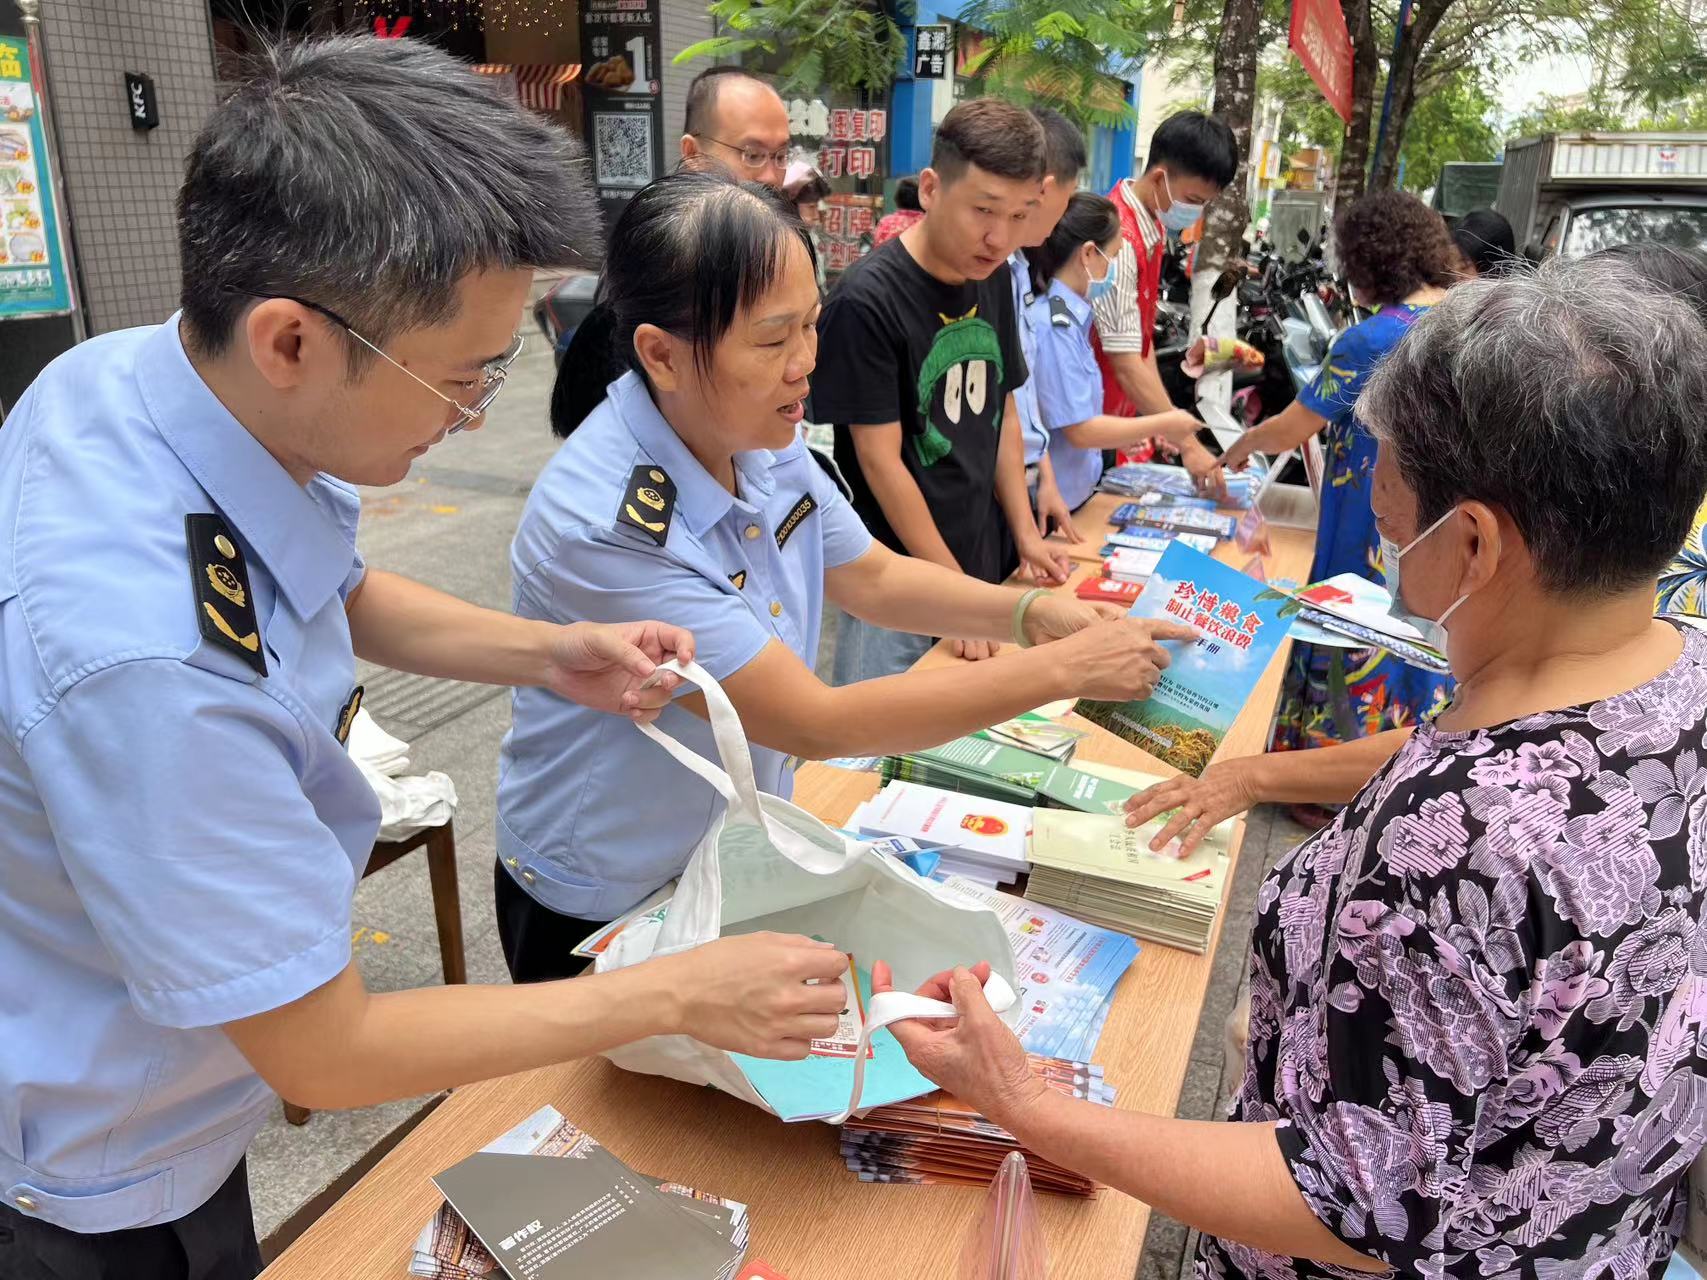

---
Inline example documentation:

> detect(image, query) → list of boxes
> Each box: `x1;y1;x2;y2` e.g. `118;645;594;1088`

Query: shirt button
770;601;783;618
13;1194;37;1211
744;525;761;541
505;857;519;869
521;869;536;886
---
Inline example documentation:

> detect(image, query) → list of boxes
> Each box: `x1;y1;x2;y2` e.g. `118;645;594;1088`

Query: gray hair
1359;255;1707;597
178;36;601;357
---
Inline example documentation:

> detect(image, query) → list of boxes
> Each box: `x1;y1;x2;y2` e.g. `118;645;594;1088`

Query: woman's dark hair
894;176;921;212
1596;242;1707;325
1023;190;1120;296
1452;209;1518;279
551;170;812;438
1334;190;1459;306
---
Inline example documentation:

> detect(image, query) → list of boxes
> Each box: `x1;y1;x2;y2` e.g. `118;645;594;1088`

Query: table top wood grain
260;495;1315;1280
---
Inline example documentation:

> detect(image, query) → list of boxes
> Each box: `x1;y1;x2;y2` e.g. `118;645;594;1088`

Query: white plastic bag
596;659;1019;1122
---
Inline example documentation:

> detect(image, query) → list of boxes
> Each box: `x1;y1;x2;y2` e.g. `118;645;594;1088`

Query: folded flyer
1288;573;1449;673
1076;542;1289;776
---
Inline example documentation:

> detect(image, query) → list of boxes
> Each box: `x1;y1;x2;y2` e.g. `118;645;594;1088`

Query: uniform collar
138;316;357;619
610;371;776;538
1047;277;1094;328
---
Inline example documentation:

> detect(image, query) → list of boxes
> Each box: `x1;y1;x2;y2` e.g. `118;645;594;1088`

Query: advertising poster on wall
578;0;664;230
0;38;73;319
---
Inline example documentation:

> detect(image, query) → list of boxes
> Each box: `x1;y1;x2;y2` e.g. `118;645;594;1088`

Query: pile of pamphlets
841;1056;1115;1196
1287;574;1449;673
1026;809;1234;954
416;1107;749;1280
931;875;1139;1062
851;781;1031;885
879;736;1054;806
1033;760;1167;818
1101;459;1269;508
973;713;1086;761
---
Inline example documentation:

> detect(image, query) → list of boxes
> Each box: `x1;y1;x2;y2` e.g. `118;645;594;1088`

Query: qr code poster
593;111;656;189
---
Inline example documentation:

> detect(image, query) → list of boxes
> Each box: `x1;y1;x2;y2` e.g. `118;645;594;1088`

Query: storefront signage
579;0;664;228
0;40;73;319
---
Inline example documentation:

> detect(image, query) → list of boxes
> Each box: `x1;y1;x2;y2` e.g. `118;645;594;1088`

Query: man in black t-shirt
813;99;1072;683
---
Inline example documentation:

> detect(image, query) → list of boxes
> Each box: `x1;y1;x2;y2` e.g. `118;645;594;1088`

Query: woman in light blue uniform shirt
1025;192;1207;511
496;171;1192;981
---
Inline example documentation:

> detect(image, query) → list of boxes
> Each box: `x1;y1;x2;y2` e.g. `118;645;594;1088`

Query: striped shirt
1091;178;1166;355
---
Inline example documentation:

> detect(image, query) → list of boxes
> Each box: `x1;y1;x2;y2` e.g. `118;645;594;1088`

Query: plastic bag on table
961;1151;1048;1280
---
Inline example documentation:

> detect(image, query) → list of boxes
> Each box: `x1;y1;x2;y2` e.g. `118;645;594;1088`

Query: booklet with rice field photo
1074;543;1289;777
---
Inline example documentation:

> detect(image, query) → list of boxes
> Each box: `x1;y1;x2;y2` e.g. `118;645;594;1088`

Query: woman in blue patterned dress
1224;192;1459;759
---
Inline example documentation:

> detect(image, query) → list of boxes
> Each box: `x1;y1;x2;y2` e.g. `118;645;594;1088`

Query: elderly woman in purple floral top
874;255;1707;1279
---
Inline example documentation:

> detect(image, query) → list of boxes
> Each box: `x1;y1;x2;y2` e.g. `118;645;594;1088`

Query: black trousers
493;859;610;983
0;1157;261;1280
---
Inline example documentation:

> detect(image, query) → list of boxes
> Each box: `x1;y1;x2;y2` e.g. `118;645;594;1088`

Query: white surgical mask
1085;244;1116;303
1159;171;1205;233
1379;505;1469;653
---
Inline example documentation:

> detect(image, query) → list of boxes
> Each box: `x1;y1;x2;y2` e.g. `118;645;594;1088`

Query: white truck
1494;131;1707;259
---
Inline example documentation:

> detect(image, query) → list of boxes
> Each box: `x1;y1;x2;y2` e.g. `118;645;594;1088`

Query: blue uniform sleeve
19;660;358;1029
808;459;875;569
1029;304;1103;434
1298;319;1374;421
524;530;775;685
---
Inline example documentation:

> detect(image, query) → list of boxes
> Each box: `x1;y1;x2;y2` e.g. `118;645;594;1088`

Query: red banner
1289;0;1354;124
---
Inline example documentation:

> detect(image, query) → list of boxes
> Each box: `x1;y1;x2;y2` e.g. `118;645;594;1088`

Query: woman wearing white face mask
1023;191;1216;511
882;256;1707;1280
1221;192;1460;789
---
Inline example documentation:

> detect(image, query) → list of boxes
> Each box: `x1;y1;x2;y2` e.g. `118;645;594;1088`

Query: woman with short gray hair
879;256;1707;1280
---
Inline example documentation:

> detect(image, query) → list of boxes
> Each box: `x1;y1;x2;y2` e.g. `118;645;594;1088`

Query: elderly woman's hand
871;960;1044;1127
1124;758;1263;855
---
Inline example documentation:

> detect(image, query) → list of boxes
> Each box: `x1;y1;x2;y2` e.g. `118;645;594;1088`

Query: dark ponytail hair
1023;190;1119;297
551;169;813;437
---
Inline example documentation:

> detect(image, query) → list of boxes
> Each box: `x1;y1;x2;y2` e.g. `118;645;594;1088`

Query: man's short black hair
1145;111;1239;189
684;65;772;137
1030;106;1086;185
931;99;1045;185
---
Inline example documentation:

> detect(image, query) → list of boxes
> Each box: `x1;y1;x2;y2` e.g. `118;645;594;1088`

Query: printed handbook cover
1076;543;1288;776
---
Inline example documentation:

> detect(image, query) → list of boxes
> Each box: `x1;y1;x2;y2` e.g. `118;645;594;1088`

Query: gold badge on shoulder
335;685;364;746
617;466;676;547
185;514;267;676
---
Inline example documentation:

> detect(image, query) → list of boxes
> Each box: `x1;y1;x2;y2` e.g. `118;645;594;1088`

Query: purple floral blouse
1200;621;1707;1280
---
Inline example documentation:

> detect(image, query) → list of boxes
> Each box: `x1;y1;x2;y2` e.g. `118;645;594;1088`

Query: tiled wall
36;0;218;334
659;0;713;152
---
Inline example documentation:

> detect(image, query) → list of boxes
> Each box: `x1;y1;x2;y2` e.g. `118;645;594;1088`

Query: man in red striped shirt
1091;112;1239;419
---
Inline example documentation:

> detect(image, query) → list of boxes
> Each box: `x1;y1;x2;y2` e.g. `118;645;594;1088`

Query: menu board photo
0;37;72;319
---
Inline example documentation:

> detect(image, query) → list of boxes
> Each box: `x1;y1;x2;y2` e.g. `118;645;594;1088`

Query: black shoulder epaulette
186;514;267;676
616;466;676;547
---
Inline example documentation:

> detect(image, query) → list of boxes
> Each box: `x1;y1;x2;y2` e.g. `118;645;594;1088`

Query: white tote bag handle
825;973;1018;1124
633;657;765;826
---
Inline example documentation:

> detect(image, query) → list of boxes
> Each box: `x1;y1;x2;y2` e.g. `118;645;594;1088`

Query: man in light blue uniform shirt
0;38;849;1279
1009;106;1087;547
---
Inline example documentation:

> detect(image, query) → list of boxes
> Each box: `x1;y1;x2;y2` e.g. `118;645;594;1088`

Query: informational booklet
1076;543;1288;776
1035;761;1168;816
730;956;935;1122
570;886;674;961
1103;548;1162;583
417;1106;748;1280
1076;576;1142;606
1105;528;1219;556
857;782;1032;880
931;875;1139;1063
1110;494;1217;518
974;713;1086;762
1121;506;1238;540
1288;573;1449;673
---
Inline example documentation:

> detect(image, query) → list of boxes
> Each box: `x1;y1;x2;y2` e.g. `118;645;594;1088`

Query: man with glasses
0;37;852;1279
679;65;793;189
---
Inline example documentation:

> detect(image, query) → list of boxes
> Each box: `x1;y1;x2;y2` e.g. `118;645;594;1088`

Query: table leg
425;825;466;986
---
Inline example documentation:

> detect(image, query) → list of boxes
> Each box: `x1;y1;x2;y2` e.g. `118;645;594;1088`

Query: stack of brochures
973;712;1086;762
1025;809;1233;954
931;875;1139;1062
1101;459;1269;508
850;781;1032;885
1287;573;1450;674
1119;503;1238;540
878;736;1054;806
841;1055;1115;1196
415;1106;749;1280
1033;759;1168;818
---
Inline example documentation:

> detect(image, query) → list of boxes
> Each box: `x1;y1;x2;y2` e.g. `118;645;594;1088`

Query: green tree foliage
674;0;909;97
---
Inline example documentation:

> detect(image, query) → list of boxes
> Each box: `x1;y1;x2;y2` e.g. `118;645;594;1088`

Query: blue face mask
1085;245;1116;303
1379;505;1469;653
1159;171;1205;233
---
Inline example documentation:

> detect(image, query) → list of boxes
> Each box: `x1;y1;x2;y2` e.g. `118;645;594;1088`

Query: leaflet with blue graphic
1076;542;1289;776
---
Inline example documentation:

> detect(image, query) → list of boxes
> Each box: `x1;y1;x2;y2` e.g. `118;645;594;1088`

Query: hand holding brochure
1076;543;1288;776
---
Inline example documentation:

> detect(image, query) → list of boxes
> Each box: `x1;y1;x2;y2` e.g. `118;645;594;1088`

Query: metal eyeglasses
699;135;792;174
238;291;524;433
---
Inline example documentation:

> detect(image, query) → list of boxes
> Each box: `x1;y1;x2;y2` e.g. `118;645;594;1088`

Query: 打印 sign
1288;0;1353;124
0;39;73;320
